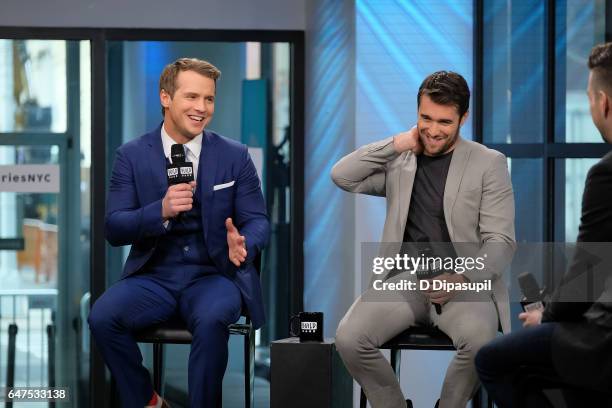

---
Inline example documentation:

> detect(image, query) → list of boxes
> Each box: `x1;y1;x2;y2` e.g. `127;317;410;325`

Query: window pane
0;39;90;407
560;158;600;241
483;1;545;143
557;0;605;143
508;158;544;242
0;40;67;133
0;145;59;392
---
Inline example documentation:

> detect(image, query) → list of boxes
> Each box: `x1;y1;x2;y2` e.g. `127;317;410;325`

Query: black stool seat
359;325;491;408
135;320;193;344
134;320;253;343
380;326;455;350
125;253;261;408
131;316;255;408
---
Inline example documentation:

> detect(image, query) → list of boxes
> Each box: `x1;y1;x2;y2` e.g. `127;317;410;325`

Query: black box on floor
271;338;352;408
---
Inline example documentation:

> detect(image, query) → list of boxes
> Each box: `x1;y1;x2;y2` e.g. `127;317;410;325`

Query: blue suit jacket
105;125;270;329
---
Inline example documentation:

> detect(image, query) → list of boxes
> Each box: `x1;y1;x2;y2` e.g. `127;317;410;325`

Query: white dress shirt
161;123;202;229
161;123;202;181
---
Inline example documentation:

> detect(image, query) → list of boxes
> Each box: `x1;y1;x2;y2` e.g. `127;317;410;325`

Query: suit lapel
443;137;471;240
199;131;218;241
147;126;168;198
398;152;417;240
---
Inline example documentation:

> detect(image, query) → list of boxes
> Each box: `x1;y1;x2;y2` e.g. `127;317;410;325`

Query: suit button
183;246;190;252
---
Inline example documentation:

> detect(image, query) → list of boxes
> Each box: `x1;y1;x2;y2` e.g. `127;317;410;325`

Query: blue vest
146;164;216;276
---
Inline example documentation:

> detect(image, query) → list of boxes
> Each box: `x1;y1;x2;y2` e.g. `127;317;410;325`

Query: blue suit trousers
88;269;242;408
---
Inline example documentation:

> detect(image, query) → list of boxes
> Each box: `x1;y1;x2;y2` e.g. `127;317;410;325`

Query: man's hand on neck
393;126;423;154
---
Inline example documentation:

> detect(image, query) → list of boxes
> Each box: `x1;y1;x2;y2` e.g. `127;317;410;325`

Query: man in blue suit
88;58;270;408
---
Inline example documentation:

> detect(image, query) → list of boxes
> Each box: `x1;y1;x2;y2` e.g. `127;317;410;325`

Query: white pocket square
213;180;235;191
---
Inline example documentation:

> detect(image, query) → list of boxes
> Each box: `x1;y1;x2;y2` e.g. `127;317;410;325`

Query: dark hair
588;43;612;90
417;71;470;118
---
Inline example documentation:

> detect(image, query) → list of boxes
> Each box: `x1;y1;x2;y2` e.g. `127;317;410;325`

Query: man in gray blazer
332;71;515;408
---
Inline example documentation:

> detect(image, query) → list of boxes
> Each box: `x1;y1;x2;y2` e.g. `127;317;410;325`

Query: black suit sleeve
543;155;612;322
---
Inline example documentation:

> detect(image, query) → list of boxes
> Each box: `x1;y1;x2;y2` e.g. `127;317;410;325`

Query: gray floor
162;370;270;408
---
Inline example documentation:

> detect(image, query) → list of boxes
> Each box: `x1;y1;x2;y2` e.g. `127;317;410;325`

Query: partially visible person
476;42;612;408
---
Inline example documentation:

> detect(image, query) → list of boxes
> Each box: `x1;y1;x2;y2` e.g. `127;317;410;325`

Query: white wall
0;0;306;30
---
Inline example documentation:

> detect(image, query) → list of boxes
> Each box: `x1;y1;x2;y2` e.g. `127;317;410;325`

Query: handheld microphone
518;272;546;312
167;144;194;186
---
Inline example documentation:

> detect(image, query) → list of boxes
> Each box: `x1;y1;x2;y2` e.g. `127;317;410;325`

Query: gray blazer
331;136;516;333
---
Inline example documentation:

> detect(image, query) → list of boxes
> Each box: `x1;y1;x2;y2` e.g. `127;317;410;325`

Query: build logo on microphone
167;164;194;185
167;167;179;183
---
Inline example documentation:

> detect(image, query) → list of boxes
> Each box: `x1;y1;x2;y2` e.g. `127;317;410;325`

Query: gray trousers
335;287;498;408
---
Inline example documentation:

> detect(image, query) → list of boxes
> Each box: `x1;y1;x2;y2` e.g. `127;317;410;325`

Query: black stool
134;317;255;408
359;326;492;408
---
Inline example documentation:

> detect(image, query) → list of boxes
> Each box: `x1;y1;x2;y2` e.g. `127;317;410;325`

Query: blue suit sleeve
105;148;168;246
234;147;270;264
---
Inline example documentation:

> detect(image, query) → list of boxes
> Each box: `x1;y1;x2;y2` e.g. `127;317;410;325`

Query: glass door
0;39;91;407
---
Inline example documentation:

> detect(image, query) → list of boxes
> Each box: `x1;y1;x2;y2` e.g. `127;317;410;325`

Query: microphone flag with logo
167;144;194;185
518;272;546;312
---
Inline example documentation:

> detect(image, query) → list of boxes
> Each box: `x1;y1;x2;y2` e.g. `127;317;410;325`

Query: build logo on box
301;322;317;333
